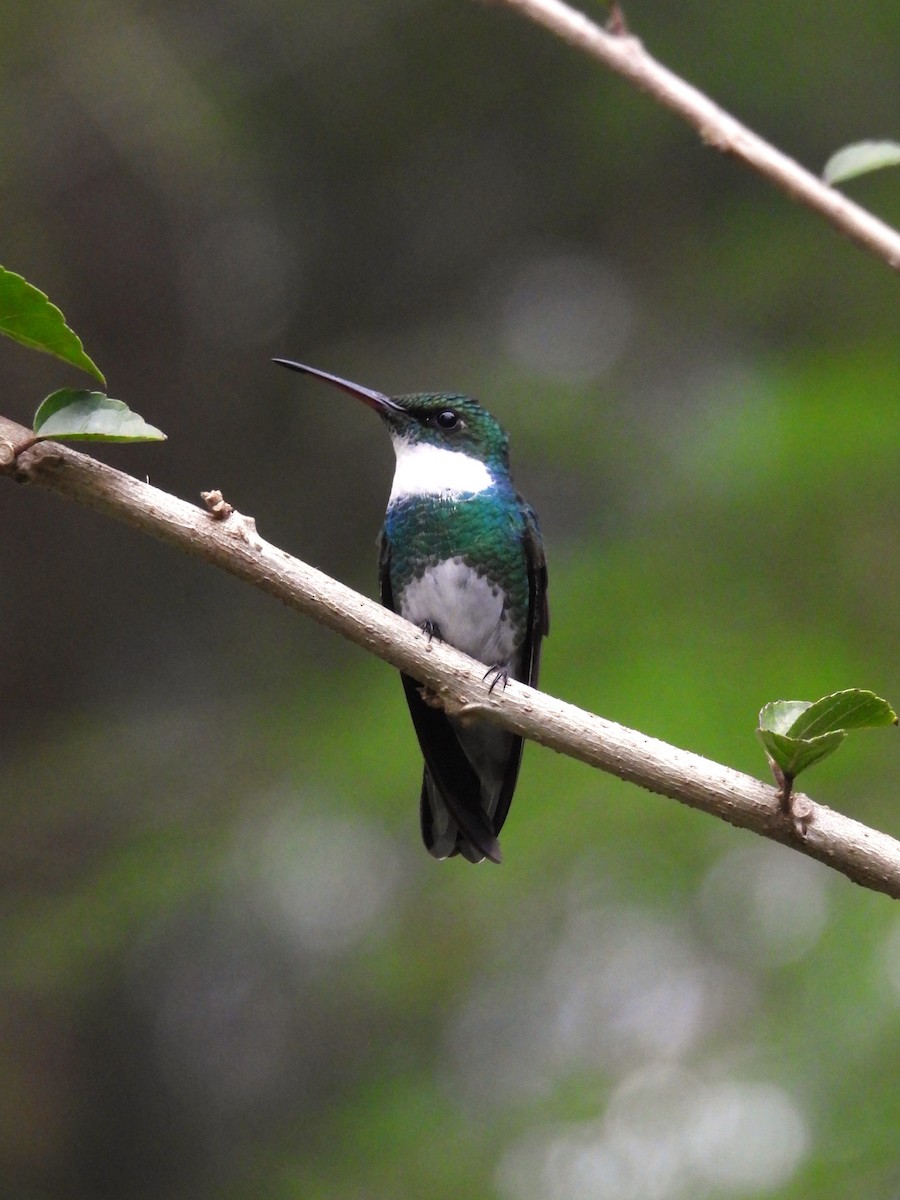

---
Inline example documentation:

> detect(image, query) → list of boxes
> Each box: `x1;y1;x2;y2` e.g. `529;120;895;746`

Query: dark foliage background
1;3;898;1197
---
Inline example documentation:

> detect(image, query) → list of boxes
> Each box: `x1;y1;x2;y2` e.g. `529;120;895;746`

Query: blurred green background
1;2;898;1197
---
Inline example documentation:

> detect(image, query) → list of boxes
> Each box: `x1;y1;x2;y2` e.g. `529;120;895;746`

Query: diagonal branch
2;415;898;899
480;0;900;272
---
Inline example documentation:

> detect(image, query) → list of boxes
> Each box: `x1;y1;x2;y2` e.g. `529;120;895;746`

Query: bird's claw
483;665;510;694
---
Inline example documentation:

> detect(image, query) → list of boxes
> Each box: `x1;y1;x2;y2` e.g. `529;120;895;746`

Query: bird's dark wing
488;499;549;838
379;532;502;863
521;499;550;686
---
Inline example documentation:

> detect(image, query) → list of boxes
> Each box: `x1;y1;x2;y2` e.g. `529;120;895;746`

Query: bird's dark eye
435;410;459;429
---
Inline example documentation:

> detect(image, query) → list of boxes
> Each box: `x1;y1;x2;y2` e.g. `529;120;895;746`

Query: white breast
388;438;493;503
398;557;519;668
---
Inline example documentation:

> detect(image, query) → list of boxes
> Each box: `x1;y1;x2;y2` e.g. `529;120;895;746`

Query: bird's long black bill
273;358;403;414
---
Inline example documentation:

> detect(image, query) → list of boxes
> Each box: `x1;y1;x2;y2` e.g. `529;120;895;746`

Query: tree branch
2;415;898;898
481;0;900;272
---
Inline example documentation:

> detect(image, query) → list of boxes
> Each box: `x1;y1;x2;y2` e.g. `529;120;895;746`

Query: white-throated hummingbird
275;359;549;864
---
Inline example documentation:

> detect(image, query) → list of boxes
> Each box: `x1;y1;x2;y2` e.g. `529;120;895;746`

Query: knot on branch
4;438;61;483
231;510;262;549
200;490;262;548
417;683;489;724
0;423;41;476
201;489;235;520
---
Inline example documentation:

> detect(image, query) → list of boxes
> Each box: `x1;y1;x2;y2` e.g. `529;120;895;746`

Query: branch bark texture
2;416;898;899
483;0;900;272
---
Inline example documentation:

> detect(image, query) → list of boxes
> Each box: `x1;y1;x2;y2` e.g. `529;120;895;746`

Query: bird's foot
483;664;510;694
420;620;442;643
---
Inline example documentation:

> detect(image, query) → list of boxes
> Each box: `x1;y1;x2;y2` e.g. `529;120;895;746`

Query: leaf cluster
757;690;897;821
0;265;165;442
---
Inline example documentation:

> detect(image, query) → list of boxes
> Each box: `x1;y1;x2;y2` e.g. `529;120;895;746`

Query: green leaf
823;140;900;185
757;725;846;780
757;699;812;736
33;390;166;442
788;689;897;738
0;266;106;385
757;690;896;786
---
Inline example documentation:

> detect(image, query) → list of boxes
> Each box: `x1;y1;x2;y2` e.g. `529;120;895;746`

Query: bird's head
274;359;510;472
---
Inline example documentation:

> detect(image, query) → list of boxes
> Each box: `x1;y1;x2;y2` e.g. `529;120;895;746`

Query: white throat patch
388;438;493;503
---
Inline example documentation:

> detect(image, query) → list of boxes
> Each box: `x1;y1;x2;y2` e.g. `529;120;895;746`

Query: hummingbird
274;358;549;864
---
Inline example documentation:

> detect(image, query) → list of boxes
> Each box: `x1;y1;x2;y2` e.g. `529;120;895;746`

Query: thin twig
2;416;899;898
480;0;900;271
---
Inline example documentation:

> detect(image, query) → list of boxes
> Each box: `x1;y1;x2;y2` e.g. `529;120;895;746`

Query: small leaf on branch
788;689;897;738
0;266;106;385
757;689;897;803
757;722;847;782
33;390;166;442
823;140;900;186
758;699;812;735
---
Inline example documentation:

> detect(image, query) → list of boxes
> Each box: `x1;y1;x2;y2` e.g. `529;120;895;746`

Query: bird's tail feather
420;771;502;864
